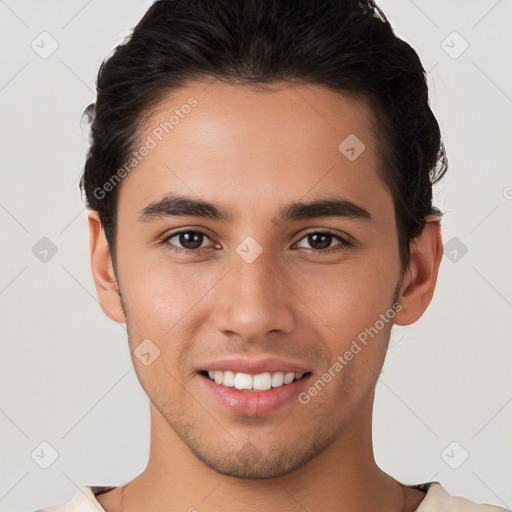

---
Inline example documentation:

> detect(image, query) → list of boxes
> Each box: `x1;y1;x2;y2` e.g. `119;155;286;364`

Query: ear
394;215;443;326
88;211;126;324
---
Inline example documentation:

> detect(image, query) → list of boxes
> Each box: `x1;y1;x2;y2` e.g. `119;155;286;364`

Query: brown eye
164;230;213;252
303;233;333;250
296;231;350;252
177;231;205;249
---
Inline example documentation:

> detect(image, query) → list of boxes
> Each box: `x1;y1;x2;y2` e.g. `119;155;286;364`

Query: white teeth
222;370;235;387
253;372;272;391
271;372;284;387
234;372;253;390
205;370;306;390
283;372;295;384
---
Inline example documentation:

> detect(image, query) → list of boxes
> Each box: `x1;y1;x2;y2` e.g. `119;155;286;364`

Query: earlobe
394;215;443;326
88;211;127;324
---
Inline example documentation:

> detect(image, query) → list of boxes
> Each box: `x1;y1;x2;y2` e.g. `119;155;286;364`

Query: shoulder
414;482;510;512
29;481;511;512
30;485;115;512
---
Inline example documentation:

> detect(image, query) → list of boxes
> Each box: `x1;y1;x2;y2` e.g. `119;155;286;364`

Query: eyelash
159;229;353;256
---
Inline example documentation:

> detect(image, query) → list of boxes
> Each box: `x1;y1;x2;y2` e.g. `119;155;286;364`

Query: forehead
118;80;390;220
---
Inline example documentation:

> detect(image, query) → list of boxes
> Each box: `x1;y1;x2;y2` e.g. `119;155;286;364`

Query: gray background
0;0;511;510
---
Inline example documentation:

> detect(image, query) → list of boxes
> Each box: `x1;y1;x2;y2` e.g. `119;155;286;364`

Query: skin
89;81;443;512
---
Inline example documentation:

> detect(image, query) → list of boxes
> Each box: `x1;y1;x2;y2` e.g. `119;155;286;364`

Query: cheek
121;258;208;401
293;258;399;341
118;249;219;343
289;257;399;398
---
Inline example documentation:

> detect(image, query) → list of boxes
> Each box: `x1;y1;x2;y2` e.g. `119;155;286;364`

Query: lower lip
198;373;311;416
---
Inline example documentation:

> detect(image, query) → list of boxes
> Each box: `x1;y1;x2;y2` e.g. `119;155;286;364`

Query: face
104;81;405;478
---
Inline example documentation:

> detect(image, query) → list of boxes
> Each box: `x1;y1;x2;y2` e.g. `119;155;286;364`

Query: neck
117;390;414;512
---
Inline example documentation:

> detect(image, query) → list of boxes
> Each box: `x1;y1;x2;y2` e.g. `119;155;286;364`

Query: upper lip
198;357;311;375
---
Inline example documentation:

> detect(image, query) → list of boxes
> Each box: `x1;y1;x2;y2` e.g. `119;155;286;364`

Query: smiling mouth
199;370;310;391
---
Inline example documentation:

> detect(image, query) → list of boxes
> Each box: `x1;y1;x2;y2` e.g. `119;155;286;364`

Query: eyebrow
137;193;373;224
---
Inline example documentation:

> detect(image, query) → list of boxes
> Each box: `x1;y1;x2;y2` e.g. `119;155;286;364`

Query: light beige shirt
33;481;510;512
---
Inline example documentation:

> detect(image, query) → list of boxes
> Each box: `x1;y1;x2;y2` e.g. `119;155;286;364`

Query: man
35;0;507;510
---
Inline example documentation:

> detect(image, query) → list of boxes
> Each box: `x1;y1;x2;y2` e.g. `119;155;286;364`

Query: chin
192;445;310;479
176;424;337;479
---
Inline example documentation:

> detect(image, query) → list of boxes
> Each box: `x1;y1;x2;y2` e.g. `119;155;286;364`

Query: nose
212;248;295;342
